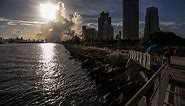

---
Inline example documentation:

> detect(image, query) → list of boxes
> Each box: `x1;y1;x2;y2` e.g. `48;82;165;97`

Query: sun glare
40;3;57;20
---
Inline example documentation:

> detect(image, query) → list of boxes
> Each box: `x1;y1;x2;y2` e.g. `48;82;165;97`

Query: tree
142;31;185;46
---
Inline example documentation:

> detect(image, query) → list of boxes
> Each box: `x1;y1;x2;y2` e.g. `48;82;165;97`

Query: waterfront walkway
102;49;185;105
164;57;185;106
126;51;185;106
151;57;185;106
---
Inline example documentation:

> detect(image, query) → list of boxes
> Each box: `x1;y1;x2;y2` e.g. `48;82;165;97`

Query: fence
128;50;151;70
128;50;165;70
125;57;169;106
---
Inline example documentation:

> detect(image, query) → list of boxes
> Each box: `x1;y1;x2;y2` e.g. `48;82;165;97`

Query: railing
128;50;165;70
125;61;169;106
128;50;151;70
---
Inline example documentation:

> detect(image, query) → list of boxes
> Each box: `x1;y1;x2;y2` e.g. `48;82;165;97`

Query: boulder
107;53;128;67
125;59;145;82
82;58;95;69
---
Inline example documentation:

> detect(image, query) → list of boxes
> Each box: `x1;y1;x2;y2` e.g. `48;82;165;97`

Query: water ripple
0;43;101;106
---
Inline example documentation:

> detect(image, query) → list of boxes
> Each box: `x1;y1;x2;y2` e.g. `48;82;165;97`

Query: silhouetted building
82;26;86;37
98;11;114;40
144;7;160;36
123;0;139;39
82;26;97;41
14;37;27;43
0;37;3;43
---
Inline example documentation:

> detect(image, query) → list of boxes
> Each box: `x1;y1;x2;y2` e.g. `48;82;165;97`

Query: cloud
0;25;7;28
1;0;185;39
139;21;145;38
85;20;185;38
87;23;98;29
112;21;122;27
160;21;182;31
0;17;44;27
137;21;185;38
160;21;175;27
39;2;82;41
0;17;42;38
7;22;18;26
0;17;7;21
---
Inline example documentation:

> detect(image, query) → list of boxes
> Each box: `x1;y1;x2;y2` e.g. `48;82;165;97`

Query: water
0;43;101;106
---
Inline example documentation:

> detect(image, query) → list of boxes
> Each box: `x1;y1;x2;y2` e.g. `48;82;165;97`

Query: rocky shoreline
64;44;154;105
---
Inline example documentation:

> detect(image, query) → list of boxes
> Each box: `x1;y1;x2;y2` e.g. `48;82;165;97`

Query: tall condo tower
123;0;139;39
98;11;114;40
144;7;160;36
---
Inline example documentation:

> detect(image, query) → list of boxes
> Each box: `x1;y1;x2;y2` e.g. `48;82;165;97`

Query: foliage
73;45;109;56
142;31;185;46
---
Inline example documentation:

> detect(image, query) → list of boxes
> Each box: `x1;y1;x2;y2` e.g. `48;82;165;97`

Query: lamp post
117;31;121;57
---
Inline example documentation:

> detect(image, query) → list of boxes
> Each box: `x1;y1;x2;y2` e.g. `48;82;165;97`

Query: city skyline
0;1;185;105
0;0;185;39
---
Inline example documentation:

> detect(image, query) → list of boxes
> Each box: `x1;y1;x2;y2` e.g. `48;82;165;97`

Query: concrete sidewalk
164;60;185;106
170;56;185;67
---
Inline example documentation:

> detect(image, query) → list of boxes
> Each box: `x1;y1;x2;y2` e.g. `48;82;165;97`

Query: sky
0;0;185;39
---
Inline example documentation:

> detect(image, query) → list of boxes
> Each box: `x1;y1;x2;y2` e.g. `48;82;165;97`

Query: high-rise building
98;11;114;40
0;37;3;43
82;26;86;37
123;0;139;39
144;7;160;36
82;26;97;41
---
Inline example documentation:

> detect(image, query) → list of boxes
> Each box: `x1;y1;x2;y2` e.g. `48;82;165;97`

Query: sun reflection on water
38;43;59;93
41;43;55;64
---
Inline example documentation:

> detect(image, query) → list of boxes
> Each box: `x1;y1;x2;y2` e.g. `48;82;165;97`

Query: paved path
164;57;185;106
125;55;185;106
170;56;185;67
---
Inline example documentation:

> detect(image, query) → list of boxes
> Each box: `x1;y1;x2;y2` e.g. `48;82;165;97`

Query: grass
73;45;109;55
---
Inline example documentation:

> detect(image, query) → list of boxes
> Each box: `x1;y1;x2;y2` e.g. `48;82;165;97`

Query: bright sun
40;3;57;20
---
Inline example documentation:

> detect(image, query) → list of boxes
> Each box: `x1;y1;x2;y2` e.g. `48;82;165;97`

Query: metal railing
125;61;169;106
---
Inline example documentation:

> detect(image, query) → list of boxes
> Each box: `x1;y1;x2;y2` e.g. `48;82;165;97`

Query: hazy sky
0;0;185;38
